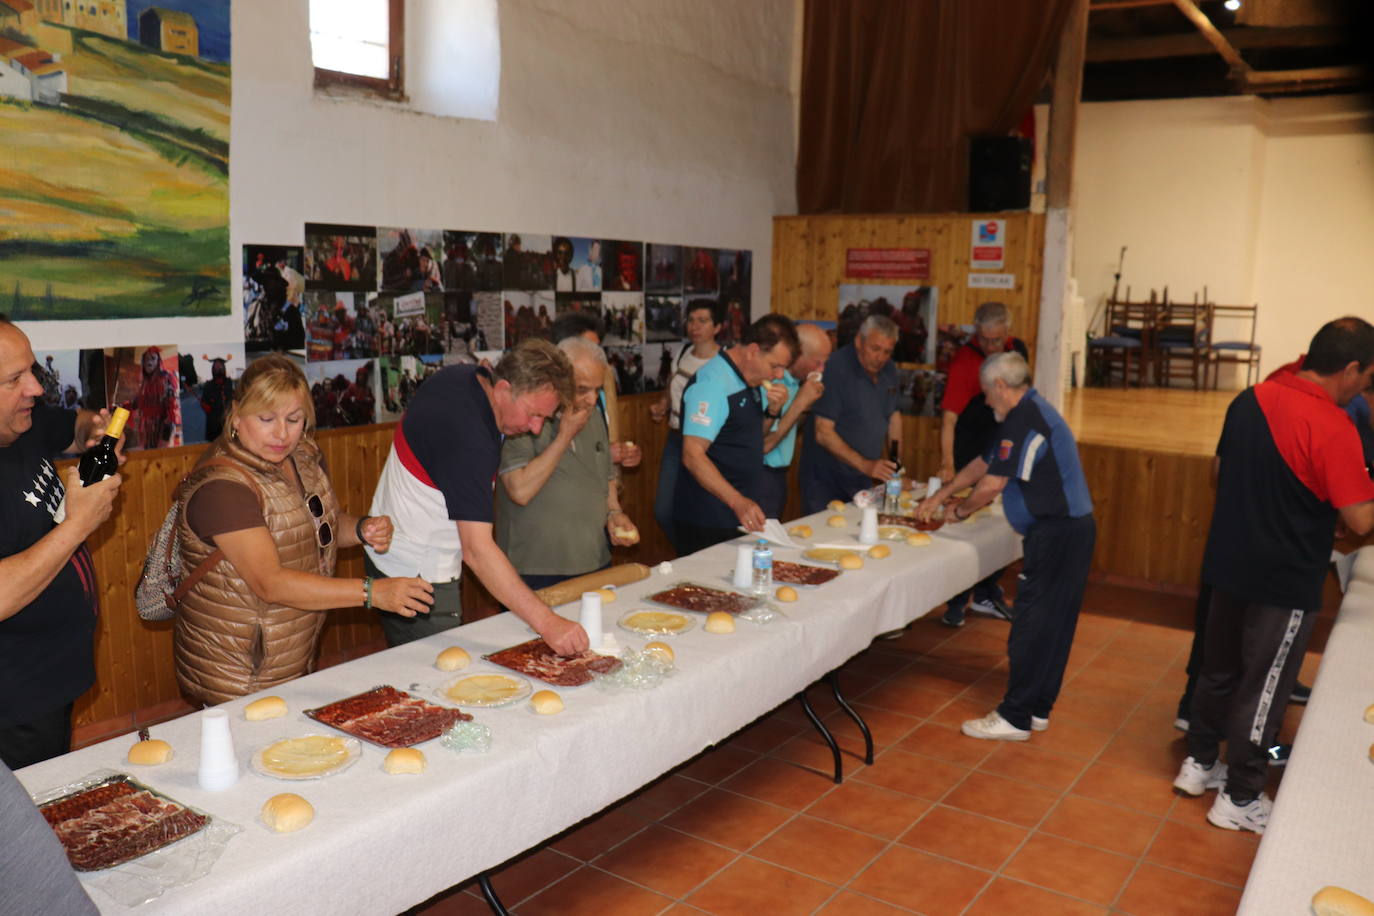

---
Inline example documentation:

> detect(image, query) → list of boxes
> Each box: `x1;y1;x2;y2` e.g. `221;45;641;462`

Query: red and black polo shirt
1203;373;1374;610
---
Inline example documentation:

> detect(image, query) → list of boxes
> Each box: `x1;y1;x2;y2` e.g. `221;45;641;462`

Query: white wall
23;0;797;351
1073;93;1374;383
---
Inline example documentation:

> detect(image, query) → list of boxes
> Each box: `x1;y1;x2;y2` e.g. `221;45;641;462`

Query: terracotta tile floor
413;580;1325;915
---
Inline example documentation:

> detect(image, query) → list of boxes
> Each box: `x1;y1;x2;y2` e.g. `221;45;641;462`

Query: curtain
797;0;1073;214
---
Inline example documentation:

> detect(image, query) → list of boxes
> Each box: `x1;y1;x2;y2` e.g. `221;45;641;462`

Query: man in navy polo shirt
800;315;902;515
918;352;1095;743
1174;317;1374;834
673;314;799;554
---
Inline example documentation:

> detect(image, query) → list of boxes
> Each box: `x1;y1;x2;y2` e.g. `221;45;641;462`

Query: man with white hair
937;301;1027;627
917;352;1095;742
496;336;638;589
800;315;902;515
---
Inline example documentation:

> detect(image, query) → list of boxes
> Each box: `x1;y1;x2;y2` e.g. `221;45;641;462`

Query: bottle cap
104;406;130;439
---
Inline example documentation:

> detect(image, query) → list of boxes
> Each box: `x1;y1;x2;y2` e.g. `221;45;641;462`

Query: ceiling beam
1087;26;1347;62
1170;0;1250;74
1090;0;1174;10
1242;64;1365;92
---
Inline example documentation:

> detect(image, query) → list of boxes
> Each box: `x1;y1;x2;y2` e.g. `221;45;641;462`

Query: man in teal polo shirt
673;314;799;554
760;323;832;520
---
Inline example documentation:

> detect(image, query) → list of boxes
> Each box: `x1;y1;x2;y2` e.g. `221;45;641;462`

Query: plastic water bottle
883;474;901;514
751;539;773;597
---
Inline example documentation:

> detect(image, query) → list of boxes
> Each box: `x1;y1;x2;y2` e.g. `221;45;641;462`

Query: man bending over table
917;352;1095;742
365;338;589;655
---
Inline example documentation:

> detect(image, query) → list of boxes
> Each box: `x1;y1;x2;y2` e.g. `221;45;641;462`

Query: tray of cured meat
878;512;943;532
39;774;210;871
770;560;841;586
646;582;759;615
304;685;471;748
484;638;622;687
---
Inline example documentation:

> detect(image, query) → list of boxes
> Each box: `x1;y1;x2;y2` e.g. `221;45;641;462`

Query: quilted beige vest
173;436;340;705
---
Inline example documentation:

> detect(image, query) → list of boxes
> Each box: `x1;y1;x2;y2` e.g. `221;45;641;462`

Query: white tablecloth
19;505;1021;914
1238;545;1374;914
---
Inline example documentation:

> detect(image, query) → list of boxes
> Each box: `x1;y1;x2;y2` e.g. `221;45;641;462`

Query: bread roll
384;747;427;775
704;611;735;634
261;793;314;833
788;524;813;538
597;587;618;603
1364;703;1374;724
244;696;287;721
534;563;651;607
531;690;564;714
775;586;798;602
127;739;172;765
826;514;847;528
839;554;864;570
611;526;640;545
643;641;675;664
1313;886;1374;916
435;646;471;671
827;499;845;511
905;532;931;547
868;544;891;559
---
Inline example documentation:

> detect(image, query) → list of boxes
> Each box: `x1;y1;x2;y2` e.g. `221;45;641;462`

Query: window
310;0;404;100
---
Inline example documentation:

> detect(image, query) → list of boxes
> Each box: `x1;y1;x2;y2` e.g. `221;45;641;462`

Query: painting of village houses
0;0;229;319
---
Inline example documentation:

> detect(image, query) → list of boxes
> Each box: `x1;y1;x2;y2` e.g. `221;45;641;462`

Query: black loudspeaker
969;136;1032;212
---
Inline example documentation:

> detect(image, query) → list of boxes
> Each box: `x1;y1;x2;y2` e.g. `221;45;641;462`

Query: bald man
759;323;833;519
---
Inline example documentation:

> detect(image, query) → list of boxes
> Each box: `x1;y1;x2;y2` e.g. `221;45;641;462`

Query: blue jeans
654;431;684;553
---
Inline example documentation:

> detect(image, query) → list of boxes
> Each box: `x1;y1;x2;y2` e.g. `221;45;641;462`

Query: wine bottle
78;407;129;486
888;439;904;476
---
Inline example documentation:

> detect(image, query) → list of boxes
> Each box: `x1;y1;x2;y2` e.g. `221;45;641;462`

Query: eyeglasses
306;493;333;549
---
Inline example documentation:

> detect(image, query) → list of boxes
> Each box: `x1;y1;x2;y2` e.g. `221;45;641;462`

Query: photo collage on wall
836;283;945;417
262;224;753;420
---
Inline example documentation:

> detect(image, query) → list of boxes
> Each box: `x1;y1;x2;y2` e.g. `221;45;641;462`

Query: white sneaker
1173;756;1227;796
1207;791;1272;834
1031;716;1049;732
961;711;1031;741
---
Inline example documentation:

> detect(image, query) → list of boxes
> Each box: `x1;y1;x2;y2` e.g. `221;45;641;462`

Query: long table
1238;545;1374;914
19;505;1021;914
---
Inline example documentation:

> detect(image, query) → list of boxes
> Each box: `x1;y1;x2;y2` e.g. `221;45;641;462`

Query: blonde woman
172;354;432;705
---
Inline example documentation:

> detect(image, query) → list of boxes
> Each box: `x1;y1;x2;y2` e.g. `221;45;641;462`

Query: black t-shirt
0;405;97;727
952;338;1029;469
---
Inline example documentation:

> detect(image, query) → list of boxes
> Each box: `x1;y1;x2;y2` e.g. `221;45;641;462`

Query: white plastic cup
579;591;603;651
733;544;754;589
926;475;943;500
859;506;880;545
197;708;239;791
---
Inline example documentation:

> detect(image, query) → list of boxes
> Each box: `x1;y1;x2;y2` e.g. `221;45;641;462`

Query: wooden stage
1064;387;1234;457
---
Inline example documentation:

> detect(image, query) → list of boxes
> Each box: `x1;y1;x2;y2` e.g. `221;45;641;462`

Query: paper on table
1332;549;1357;592
735;518;800;550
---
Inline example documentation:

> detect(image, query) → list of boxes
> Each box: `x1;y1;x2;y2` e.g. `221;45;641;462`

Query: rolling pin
534;563;652;608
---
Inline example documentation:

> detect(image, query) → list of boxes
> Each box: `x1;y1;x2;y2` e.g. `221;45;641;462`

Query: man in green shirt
496;337;639;589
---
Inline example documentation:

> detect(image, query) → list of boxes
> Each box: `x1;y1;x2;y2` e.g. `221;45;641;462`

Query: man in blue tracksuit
673;314;799;555
918;351;1095;741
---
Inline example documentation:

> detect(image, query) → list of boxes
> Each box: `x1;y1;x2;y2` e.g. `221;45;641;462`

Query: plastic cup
859;506;880;545
733;544;754;589
579;591;603;650
197;708;239;791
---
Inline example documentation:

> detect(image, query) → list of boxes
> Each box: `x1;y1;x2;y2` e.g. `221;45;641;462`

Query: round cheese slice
444;674;528;706
620;610;693;635
259;736;353;778
804;547;860;564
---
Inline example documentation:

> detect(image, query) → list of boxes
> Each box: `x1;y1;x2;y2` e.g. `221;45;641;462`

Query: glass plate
251;735;362;781
618;608;697;636
436;673;533;708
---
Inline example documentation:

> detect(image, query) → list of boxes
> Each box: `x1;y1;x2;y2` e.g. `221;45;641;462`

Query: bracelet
954;505;969;521
766;409;781;419
355;516;369;543
363;576;373;610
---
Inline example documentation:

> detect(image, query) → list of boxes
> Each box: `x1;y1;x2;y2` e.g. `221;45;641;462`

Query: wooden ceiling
1084;0;1369;100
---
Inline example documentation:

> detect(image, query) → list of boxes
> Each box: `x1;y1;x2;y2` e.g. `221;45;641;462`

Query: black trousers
758;468;789;521
1186;587;1316;802
0;703;74;770
1177;581;1213;720
676;522;742;557
996;515;1096;731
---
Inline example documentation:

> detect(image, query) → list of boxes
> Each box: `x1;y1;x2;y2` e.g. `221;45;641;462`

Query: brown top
186;454;327;542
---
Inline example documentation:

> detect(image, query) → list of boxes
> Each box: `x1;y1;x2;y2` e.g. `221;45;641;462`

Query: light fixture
1224;0;1241;10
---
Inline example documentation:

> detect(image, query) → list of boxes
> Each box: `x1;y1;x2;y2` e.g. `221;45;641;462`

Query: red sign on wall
845;248;931;279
